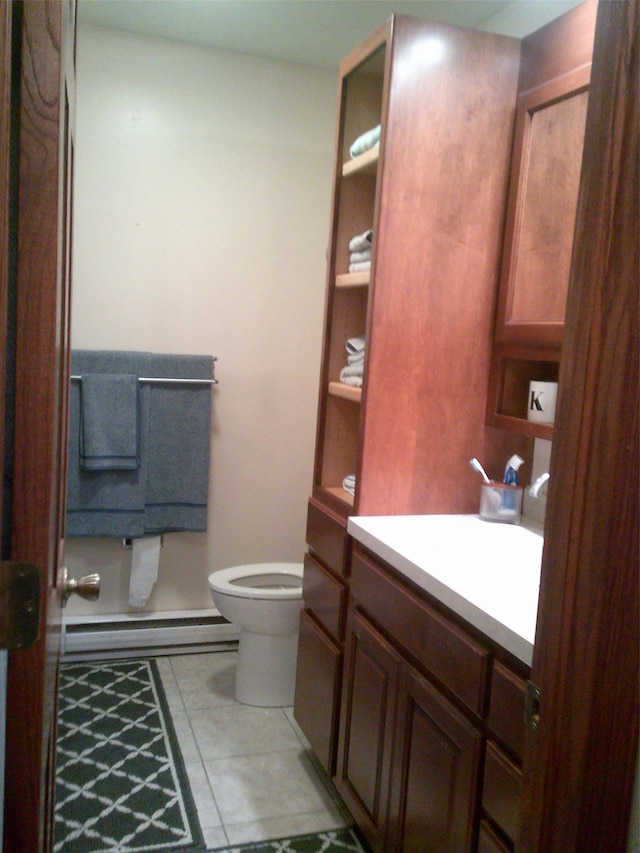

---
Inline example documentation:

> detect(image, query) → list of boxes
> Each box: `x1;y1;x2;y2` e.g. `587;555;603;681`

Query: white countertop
347;514;544;666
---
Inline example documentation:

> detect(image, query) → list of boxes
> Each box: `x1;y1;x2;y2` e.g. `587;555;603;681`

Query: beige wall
65;25;335;616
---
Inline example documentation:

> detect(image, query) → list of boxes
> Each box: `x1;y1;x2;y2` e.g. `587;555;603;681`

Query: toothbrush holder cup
479;482;523;524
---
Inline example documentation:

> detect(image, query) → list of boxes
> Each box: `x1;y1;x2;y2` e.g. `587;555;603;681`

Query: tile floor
155;650;354;849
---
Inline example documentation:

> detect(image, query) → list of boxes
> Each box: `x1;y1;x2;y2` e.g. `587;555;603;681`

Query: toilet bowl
208;562;304;706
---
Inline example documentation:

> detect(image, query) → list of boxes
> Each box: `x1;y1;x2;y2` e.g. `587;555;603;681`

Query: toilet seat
208;563;303;600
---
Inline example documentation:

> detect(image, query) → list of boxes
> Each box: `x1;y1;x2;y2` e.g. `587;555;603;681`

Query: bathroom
62;0;561;656
48;0;637;851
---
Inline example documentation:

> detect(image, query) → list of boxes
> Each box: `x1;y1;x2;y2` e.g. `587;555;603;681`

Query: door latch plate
525;679;541;732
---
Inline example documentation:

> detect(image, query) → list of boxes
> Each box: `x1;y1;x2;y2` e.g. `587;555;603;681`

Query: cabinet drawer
351;549;489;715
488;661;527;760
294;610;343;776
302;553;347;641
306;498;349;577
482;741;522;844
478;820;511;853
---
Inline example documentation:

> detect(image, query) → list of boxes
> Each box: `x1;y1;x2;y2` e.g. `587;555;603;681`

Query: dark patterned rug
208;828;370;853
54;659;204;853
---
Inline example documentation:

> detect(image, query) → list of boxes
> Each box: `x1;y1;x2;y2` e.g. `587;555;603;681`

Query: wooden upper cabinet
494;65;591;346
486;0;597;439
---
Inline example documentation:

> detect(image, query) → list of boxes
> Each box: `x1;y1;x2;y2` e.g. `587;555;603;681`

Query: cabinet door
302;552;347;642
387;667;483;853
482;742;522;846
336;610;401;852
293;610;342;775
488;661;528;761
478;821;511;853
494;69;590;346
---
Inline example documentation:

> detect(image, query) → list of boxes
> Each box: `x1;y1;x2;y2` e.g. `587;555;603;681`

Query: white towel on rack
129;536;161;608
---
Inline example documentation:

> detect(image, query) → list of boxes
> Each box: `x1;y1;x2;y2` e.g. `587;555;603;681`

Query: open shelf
328;381;362;402
321;485;355;508
336;271;370;288
487;347;559;440
342;145;379;177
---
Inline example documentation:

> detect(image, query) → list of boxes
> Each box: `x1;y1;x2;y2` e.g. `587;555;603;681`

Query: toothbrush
469;458;491;483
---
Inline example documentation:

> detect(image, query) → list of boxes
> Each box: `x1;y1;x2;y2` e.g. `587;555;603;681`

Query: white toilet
207;562;304;707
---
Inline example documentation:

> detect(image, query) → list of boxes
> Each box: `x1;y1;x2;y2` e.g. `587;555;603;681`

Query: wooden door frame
519;1;639;849
0;0;10;527
3;2;70;851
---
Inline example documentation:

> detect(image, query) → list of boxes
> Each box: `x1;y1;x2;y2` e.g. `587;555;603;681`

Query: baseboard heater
61;610;239;661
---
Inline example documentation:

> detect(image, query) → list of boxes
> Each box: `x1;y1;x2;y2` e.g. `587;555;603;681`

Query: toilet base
234;629;299;706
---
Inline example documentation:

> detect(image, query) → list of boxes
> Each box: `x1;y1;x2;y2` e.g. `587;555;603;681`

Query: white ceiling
78;0;584;69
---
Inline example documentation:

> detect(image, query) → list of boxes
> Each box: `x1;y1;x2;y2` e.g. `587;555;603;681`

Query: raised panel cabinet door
488;661;528;761
301;553;347;642
387;667;483;853
478;821;511;853
482;742;523;845
293;610;343;775
336;610;401;852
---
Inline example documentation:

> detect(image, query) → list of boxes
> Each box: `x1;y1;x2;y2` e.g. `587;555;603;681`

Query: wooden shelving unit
311;15;524;518
312;34;385;510
328;381;362;403
341;144;379;177
335;271;369;288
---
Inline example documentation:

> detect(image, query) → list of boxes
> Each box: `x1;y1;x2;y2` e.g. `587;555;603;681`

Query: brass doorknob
59;566;100;607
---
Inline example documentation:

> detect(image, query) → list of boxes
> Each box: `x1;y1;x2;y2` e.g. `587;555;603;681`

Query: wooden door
336;610;400;853
3;2;75;851
387;667;483;853
518;1;639;850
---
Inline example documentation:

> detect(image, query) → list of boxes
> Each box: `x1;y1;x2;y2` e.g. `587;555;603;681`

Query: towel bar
71;376;218;385
70;358;219;386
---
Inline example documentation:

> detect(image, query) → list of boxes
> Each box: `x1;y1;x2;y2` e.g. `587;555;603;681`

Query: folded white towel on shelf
349;124;381;158
340;362;364;378
342;473;356;496
347;351;365;366
339;373;363;388
346;335;366;355
349;248;372;264
349;260;372;273
340;364;364;387
349;229;373;253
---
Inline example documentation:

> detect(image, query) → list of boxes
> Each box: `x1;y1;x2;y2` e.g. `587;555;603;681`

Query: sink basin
347;514;544;665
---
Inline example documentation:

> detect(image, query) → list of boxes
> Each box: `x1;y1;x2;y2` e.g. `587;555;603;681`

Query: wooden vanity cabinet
335;545;529;853
337;607;483;853
336;609;400;850
482;661;528;849
293;499;349;775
